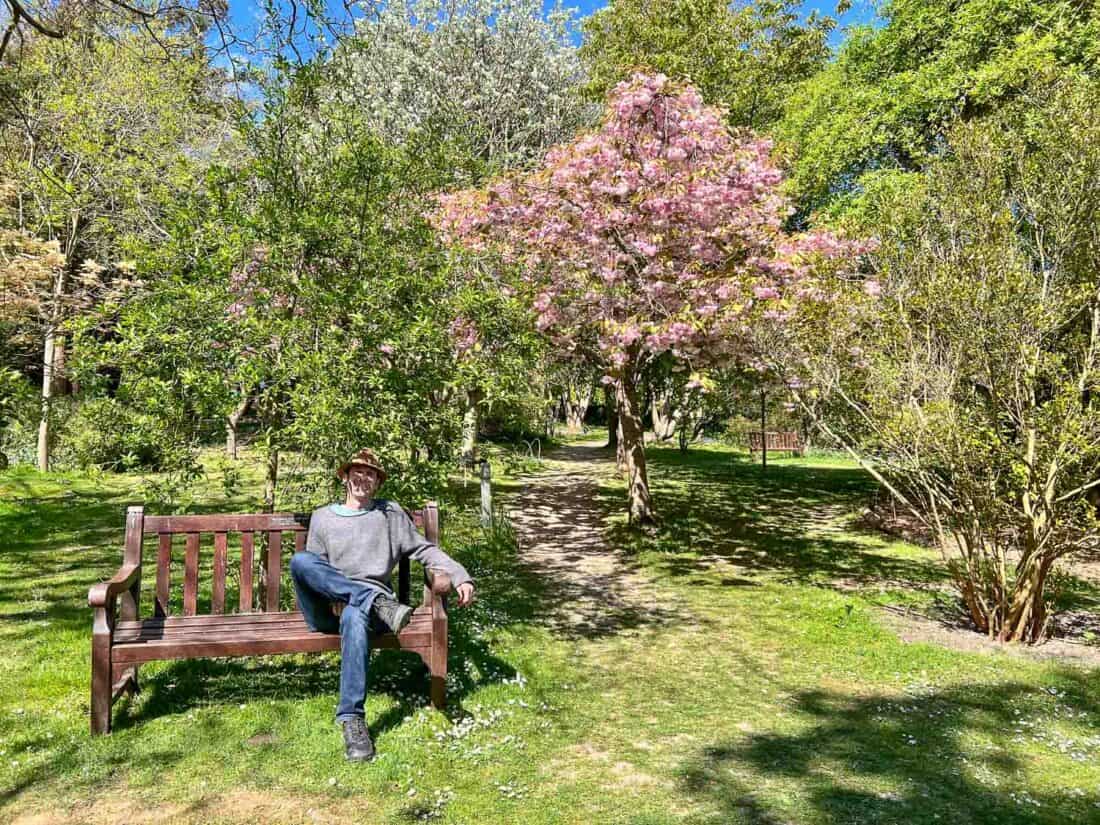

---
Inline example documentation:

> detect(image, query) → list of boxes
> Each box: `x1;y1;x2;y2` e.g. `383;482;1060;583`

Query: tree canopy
778;0;1100;213
581;0;834;130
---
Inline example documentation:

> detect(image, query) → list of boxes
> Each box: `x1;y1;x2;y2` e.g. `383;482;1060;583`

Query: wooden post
760;389;767;470
120;506;143;621
479;459;492;527
90;605;112;734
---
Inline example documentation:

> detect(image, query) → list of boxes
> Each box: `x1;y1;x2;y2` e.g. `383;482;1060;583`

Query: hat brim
336;461;387;484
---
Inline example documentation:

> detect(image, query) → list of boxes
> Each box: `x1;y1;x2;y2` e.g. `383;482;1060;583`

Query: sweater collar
329;501;380;516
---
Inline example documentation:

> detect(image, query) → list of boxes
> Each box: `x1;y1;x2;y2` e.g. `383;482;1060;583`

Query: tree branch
6;0;64;39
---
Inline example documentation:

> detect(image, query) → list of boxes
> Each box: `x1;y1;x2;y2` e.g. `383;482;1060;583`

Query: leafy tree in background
646;359;747;452
330;0;594;178
0;180;60;464
580;0;834;130
0;25;232;470
579;0;837;437
328;0;594;460
779;0;1100;213
0;0;226;63
447;278;545;462
769;77;1100;642
436;74;861;524
74;62;476;507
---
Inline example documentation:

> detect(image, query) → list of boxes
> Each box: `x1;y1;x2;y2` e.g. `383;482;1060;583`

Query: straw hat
336;448;388;484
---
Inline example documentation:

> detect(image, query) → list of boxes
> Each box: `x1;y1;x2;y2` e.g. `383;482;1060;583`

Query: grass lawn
1;444;1098;824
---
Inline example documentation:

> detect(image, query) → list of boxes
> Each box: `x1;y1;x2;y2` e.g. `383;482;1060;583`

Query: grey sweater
305;501;472;595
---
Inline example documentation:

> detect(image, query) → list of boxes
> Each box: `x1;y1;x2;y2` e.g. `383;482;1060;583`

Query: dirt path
504;440;685;639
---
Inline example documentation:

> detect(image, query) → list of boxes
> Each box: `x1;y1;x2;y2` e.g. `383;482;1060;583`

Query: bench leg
91;630;112;735
112;664;140;696
431;631;447;709
430;667;447;710
418;651;444;712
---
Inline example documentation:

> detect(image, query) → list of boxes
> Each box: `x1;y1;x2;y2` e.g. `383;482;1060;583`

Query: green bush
0;368;38;467
721;414;756;448
61;397;193;472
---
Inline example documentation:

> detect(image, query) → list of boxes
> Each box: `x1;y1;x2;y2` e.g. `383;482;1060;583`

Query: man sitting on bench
289;448;475;762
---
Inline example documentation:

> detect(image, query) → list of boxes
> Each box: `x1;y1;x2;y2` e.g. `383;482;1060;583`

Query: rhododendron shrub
435;73;861;523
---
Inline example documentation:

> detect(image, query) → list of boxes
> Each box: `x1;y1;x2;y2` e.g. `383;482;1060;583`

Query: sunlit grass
1;441;1098;823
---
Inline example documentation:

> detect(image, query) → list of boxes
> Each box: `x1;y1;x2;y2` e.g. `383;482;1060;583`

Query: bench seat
111;609;434;663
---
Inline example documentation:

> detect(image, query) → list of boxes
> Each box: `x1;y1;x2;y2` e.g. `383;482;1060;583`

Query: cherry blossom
433;73;863;522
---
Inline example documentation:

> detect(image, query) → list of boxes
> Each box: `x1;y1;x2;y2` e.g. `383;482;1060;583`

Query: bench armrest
89;562;141;608
424;568;452;596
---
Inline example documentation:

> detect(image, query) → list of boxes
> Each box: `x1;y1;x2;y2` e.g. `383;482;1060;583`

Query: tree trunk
616;372;656;525
651;387;677;441
616;414;625;472
53;339;72;396
1000;555;1054;643
461;387;483;465
677;426;689;453
605;384;619;452
37;326;57;472
38;257;70;472
263;446;279;513
564;379;593;431
543;386;558;439
226;396;250;459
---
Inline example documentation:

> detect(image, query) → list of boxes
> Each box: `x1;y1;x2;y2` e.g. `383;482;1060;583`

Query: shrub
61;397;193;471
0;368;37;467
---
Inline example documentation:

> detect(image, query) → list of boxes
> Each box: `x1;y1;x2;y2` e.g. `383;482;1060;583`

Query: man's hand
455;582;475;607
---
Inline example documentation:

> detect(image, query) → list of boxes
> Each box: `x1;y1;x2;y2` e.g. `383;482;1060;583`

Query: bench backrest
119;503;439;620
748;431;803;451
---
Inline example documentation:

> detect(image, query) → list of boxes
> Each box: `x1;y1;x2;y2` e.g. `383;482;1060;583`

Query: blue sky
225;1;881;53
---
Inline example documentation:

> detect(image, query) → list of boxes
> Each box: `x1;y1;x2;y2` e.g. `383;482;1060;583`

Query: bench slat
749;430;804;454
117;611;322;631
183;533;199;616
117;620;312;643
114;634;338;663
155;534;171;618
144;513;309;534
265;531;282;612
120;508;143;621
212;532;228;614
240;532;254;613
113;633;423;664
115;612;433;642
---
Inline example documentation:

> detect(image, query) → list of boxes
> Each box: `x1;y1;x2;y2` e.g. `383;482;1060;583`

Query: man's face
345;465;381;500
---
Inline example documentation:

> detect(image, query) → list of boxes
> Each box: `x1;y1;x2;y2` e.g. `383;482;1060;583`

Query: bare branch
6;0;64;39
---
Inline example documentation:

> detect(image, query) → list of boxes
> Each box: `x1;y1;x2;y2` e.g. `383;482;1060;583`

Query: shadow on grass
679;668;1100;824
597;446;948;592
0;742;187;806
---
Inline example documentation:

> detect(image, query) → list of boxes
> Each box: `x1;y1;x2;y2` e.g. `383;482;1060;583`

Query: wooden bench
748;430;804;458
89;504;450;735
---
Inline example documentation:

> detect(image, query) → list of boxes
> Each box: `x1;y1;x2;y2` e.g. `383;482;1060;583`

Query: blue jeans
289;552;385;722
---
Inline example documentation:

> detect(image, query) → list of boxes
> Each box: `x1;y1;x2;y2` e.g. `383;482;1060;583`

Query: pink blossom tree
435;73;860;524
